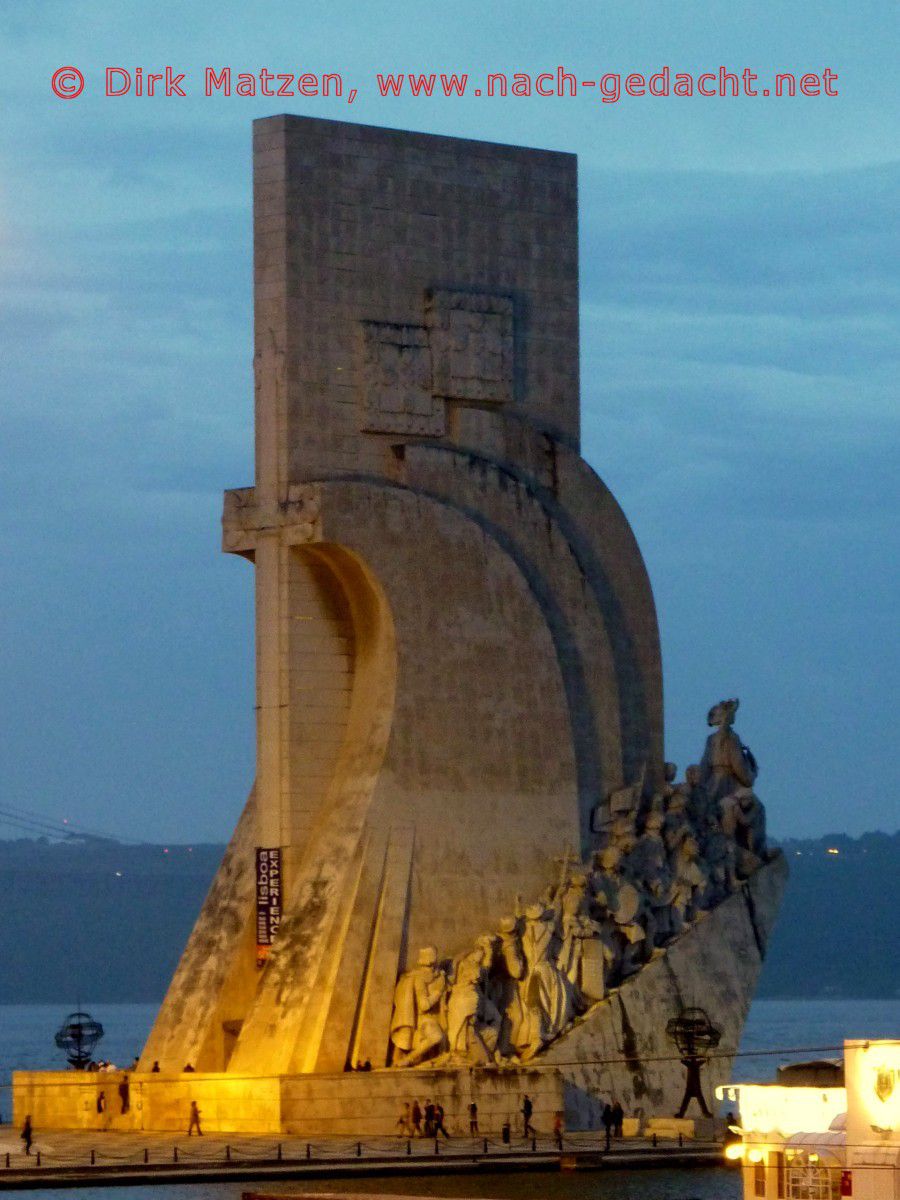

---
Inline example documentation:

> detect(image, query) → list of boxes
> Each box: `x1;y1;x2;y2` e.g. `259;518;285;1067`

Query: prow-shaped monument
14;116;786;1137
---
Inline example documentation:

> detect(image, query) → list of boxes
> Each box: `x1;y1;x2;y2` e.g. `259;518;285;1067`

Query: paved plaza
0;1123;721;1187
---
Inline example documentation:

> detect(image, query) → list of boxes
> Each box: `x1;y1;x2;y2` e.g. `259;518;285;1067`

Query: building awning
787;1131;846;1147
785;1130;846;1166
777;1059;844;1087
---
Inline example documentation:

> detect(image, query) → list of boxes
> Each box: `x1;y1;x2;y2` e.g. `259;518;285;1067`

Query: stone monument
13;115;787;1137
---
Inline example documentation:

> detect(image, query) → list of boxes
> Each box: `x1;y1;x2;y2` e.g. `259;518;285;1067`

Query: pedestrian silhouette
522;1094;535;1138
435;1102;450;1138
188;1100;202;1136
396;1101;412;1136
602;1101;614;1150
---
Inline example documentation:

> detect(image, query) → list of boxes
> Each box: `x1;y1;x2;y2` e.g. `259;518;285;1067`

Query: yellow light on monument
748;1148;764;1163
725;1142;745;1160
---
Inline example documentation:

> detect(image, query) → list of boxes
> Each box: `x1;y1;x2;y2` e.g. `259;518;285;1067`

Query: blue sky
0;1;897;842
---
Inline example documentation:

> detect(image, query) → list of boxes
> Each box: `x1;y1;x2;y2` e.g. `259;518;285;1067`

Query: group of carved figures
389;699;771;1069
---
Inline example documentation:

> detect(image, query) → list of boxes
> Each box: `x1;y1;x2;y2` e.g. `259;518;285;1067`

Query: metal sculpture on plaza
54;1011;104;1070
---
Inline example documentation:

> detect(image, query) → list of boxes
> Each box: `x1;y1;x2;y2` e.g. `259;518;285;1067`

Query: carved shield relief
874;1066;896;1103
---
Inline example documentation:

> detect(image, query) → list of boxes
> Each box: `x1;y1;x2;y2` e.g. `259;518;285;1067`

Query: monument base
14;856;786;1137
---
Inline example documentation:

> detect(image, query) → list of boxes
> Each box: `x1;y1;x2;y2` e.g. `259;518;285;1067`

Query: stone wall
280;1068;562;1139
253;115;581;481
12;1068;559;1139
12;1070;280;1136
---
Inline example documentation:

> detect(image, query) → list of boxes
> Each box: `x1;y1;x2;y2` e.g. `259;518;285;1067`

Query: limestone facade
12;117;785;1130
137;115;667;1084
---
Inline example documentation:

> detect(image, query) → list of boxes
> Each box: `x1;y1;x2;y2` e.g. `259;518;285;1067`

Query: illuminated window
786;1162;840;1199
755;1160;767;1196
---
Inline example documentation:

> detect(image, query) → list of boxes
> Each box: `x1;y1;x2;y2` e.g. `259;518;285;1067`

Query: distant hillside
0;831;896;1002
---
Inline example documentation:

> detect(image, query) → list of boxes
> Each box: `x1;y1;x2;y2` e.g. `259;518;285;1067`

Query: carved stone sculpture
384;701;772;1068
446;935;502;1063
557;874;607;1004
390;946;448;1067
633;811;675;947
610;881;647;978
632;812;670;884
679;763;707;822
699;811;739;903
699;698;758;804
670;836;708;933
494;916;528;1057
520;903;575;1057
663;789;691;856
590;844;622;915
722;787;768;878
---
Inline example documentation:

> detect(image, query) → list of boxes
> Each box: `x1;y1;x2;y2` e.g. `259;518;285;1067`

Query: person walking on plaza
521;1094;535;1138
469;1100;479;1134
411;1098;423;1136
423;1099;436;1137
187;1100;202;1136
20;1115;33;1156
396;1102;413;1136
435;1102;450;1138
553;1111;564;1149
602;1101;614;1150
612;1099;624;1138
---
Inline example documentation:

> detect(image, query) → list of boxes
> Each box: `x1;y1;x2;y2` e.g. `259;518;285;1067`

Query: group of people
396;1097;451;1138
94;1075;131;1117
388;700;770;1069
395;1094;546;1140
85;1054;147;1074
601;1099;625;1148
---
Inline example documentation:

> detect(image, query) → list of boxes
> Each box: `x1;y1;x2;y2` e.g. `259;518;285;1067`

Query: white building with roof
719;1039;900;1199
